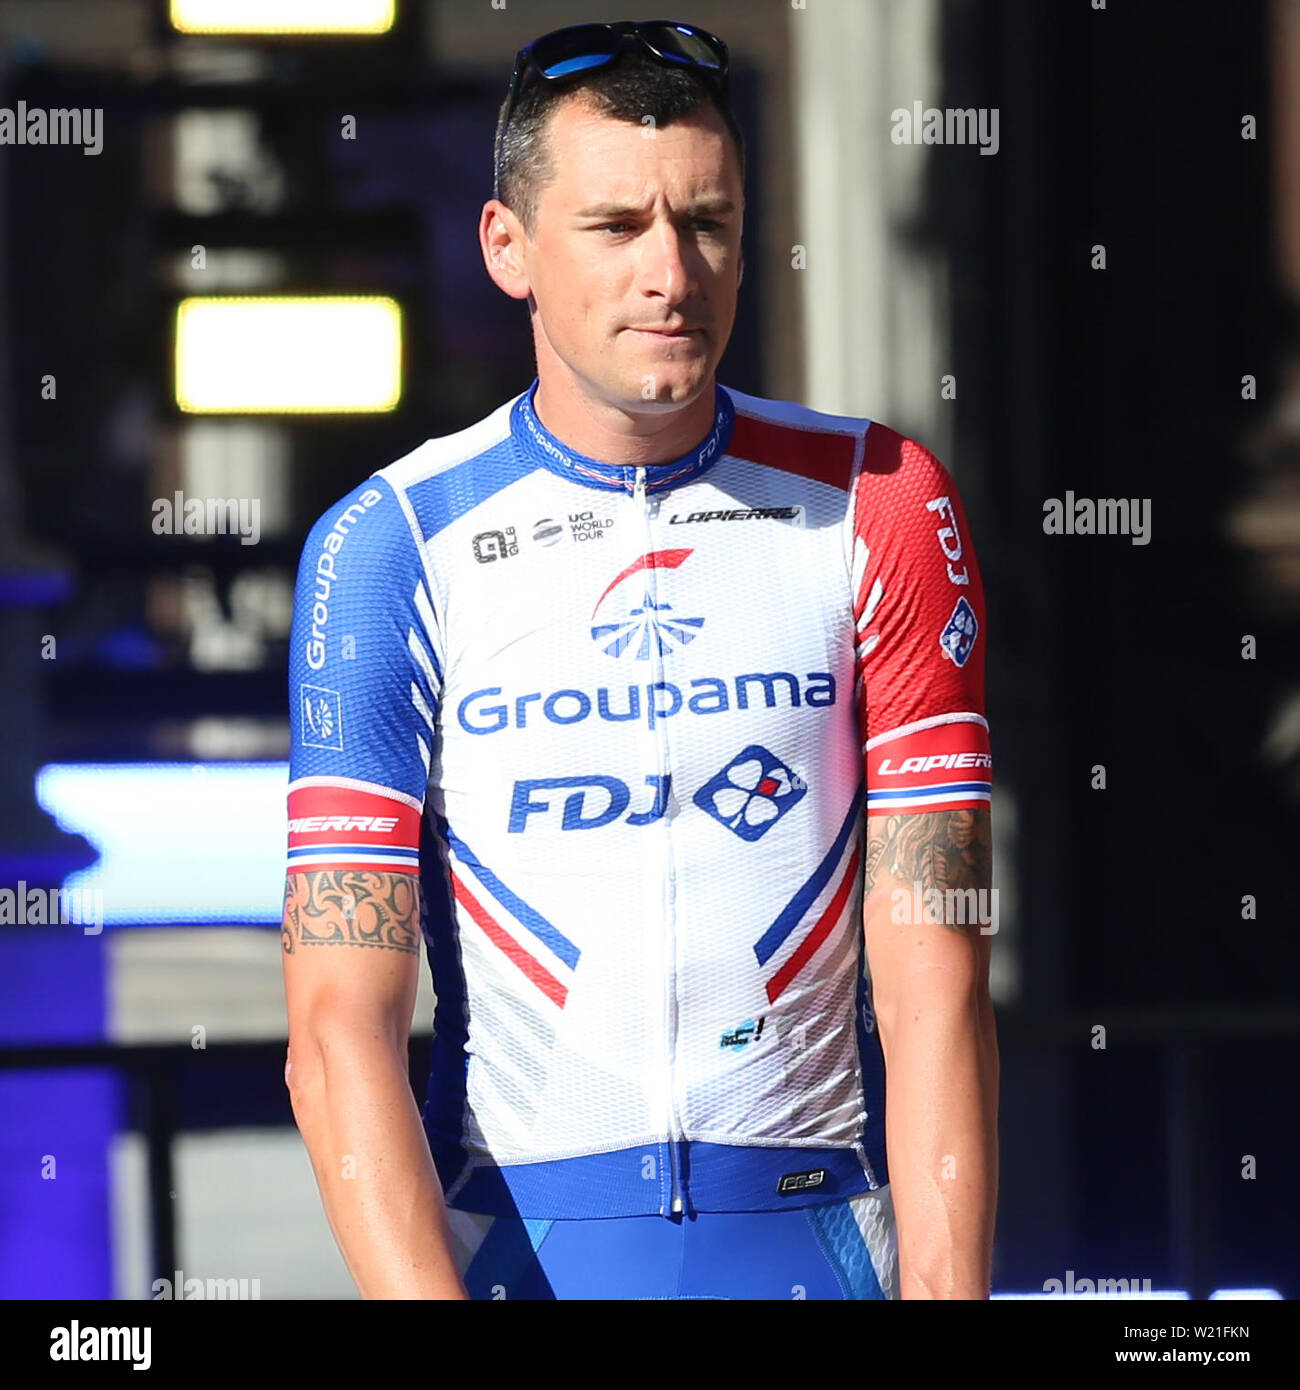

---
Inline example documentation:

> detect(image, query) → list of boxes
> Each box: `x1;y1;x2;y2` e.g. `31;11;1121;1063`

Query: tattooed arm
282;870;468;1299
862;809;999;1300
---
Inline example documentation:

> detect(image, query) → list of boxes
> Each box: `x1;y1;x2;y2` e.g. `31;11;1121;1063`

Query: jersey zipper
632;463;685;1215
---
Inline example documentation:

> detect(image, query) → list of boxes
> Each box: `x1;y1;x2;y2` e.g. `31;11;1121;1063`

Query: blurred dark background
0;0;1296;1299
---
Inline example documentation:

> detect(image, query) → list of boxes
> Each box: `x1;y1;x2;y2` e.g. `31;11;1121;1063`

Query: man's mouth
627;325;705;343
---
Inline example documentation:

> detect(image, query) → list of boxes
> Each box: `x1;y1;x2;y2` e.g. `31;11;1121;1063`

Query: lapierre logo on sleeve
285;784;421;877
287;813;400;834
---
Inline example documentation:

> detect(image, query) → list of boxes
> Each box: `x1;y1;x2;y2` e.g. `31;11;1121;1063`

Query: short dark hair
494;52;746;237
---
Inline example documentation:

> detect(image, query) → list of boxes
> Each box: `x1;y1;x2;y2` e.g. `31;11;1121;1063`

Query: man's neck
531;373;718;468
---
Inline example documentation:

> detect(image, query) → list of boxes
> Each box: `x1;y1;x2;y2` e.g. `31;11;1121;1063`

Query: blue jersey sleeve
286;476;441;876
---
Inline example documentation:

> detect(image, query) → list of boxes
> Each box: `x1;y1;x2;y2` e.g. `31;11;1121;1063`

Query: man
281;19;997;1301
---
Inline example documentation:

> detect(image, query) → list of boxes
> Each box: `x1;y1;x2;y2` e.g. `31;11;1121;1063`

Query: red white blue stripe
864;713;992;815
443;823;580;1008
286;777;421;873
753;788;862;1003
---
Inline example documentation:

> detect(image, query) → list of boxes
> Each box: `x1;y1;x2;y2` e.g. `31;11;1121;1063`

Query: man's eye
597;222;633;235
692;219;723;231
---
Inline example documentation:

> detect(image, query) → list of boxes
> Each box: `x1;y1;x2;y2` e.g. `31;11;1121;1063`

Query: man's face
518;95;744;411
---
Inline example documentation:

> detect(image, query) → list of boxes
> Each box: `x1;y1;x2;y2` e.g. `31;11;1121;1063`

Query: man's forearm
288;1030;468;1299
862;805;999;1298
877;991;999;1299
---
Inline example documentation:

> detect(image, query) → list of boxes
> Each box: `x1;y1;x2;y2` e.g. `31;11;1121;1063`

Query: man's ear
480;199;532;302
738;250;744;289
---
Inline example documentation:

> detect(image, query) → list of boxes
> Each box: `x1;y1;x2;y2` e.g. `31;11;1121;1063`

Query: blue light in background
0;931;116;1298
36;763;289;925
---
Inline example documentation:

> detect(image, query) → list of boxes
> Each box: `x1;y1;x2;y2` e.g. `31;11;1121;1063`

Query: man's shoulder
302;386;528;551
372;388;524;495
723;384;873;443
721;385;940;496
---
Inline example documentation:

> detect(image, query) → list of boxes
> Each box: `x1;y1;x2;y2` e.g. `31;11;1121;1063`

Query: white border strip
287;774;423;813
865;711;989;752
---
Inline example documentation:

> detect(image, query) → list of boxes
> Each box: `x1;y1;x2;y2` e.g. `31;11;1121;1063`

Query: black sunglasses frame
493;20;731;201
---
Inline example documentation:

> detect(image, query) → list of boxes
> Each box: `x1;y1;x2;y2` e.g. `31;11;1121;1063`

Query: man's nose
640;222;696;304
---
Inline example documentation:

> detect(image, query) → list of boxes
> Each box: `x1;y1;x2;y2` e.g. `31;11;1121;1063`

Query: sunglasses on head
494;20;731;199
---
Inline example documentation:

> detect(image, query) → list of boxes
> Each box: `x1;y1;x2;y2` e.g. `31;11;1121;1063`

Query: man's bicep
863;807;992;903
862;809;994;1016
282;870;422;1042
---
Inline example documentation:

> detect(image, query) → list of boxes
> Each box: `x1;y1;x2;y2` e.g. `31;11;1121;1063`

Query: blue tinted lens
542;51;617;77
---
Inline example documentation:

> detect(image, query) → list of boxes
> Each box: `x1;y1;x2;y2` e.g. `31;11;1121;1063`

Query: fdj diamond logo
695;745;807;841
590;548;704;660
939;595;978;667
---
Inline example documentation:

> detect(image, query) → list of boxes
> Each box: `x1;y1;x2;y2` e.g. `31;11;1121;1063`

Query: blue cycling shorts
445;1186;898;1300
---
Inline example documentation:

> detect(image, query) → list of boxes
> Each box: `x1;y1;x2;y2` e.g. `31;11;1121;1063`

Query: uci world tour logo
590;549;704;660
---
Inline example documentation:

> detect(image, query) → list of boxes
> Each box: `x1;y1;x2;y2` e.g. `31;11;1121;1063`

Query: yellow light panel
175;297;402;414
170;0;395;36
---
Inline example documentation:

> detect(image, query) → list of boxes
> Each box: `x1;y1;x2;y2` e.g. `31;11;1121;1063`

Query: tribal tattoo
281;870;421;955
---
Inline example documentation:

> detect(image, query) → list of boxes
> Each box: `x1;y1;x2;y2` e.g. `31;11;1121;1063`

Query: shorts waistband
432;1138;885;1218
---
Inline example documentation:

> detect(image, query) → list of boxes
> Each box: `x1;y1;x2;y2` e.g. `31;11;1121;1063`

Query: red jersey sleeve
850;423;992;817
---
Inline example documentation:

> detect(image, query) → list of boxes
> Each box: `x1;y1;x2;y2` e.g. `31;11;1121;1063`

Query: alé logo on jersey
590;549;704;660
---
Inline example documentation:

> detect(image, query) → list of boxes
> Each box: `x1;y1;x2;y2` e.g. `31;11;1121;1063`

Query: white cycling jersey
286;377;991;1217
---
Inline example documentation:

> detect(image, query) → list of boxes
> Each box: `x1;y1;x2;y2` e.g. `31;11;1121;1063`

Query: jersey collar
511;376;735;494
